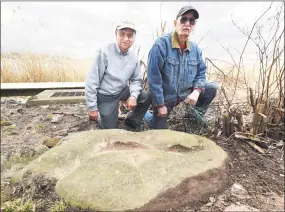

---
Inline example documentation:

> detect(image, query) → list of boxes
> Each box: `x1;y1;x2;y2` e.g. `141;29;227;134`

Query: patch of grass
52;200;68;212
37;124;45;131
1;52;91;83
1;119;12;126
2;153;36;170
3;198;34;212
47;114;53;120
4;124;18;135
4;123;18;135
5;124;16;130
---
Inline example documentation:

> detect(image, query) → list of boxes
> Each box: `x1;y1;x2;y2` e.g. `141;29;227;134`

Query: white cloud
1;1;283;66
229;2;277;26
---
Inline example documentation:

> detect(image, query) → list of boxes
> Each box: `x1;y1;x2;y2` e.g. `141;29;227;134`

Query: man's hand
126;96;137;110
184;89;200;105
88;110;98;121
157;105;168;117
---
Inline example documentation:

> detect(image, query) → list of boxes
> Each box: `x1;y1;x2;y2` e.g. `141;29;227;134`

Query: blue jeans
97;86;151;129
144;81;219;129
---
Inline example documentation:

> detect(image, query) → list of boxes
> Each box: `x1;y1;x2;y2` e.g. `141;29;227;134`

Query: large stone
11;129;230;211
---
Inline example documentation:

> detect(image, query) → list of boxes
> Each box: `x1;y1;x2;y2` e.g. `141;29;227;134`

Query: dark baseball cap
176;6;199;20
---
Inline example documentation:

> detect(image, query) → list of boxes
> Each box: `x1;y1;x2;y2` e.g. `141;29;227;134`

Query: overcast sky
1;1;283;66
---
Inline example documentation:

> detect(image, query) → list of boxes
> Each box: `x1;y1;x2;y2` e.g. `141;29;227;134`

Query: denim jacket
147;31;206;106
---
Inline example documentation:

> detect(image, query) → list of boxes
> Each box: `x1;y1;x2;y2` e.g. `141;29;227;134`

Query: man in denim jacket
145;5;219;129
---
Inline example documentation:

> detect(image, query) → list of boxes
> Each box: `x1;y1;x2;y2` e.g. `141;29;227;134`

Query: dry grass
1;52;92;83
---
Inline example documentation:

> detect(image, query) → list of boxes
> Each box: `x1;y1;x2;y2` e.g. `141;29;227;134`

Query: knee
206;81;219;90
139;90;152;103
205;81;219;97
98;107;114;117
99;113;117;129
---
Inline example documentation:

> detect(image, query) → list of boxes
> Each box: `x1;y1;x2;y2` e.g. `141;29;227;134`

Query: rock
26;125;32;130
6;99;18;104
51;114;64;123
4;97;27;105
224;204;260;211
230;183;249;199
42;138;61;148
209;196;215;203
11;129;230;211
276;140;284;148
17;108;24;114
40;105;50;109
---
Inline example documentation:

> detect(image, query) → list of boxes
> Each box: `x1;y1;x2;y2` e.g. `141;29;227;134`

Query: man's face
174;12;196;37
115;28;136;52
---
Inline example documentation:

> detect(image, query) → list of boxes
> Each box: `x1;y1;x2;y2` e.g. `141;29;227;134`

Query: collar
115;42;129;56
171;31;190;50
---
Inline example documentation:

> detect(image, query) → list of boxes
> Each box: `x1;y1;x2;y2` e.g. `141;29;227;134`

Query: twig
249;87;256;112
205;58;227;79
226;132;235;141
230;2;273;102
220;86;231;110
198;30;210;45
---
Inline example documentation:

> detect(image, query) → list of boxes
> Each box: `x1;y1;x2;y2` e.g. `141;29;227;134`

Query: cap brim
117;25;136;31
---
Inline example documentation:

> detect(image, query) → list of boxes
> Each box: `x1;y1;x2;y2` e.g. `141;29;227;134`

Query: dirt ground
1;97;284;211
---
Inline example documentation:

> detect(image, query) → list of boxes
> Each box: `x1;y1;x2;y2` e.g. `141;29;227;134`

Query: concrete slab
26;89;85;106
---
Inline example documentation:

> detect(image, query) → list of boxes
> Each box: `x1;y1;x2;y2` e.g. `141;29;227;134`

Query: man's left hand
184;89;200;105
126;96;137;110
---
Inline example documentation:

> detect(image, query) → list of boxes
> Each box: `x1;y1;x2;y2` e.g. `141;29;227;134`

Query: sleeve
85;49;107;111
129;60;143;98
193;46;206;92
147;41;166;106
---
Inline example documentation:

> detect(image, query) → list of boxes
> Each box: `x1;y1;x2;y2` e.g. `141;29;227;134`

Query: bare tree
206;1;284;138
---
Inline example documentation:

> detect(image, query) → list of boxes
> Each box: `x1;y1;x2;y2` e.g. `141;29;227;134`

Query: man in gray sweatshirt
85;20;151;130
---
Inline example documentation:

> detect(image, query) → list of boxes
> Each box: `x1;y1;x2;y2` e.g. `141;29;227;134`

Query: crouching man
85;20;151;130
145;6;219;129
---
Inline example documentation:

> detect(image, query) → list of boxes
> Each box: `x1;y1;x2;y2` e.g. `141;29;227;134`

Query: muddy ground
1;97;284;211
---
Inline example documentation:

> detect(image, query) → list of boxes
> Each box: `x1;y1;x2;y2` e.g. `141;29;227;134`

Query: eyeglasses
117;31;135;40
180;16;196;25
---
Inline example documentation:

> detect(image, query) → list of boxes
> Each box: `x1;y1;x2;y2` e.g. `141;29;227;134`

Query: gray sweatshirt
85;42;143;111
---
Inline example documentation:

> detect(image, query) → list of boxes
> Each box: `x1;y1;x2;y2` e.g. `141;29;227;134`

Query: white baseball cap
116;20;136;32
